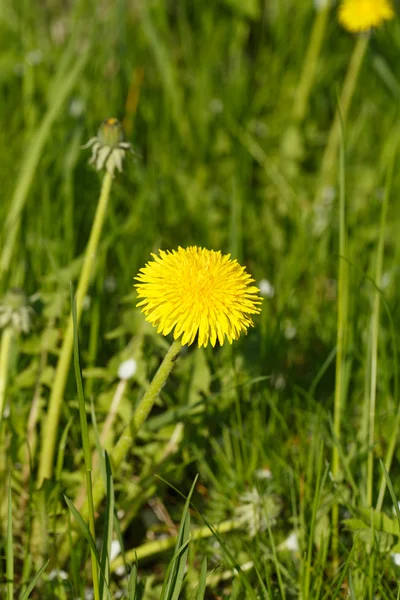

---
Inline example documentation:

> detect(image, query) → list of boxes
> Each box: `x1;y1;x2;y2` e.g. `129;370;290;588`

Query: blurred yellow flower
135;247;262;348
338;0;394;32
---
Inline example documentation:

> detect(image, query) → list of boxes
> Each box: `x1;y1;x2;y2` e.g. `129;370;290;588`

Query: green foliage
1;0;400;598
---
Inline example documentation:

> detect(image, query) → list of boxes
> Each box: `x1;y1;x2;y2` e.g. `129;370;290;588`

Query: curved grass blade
19;560;50;600
64;496;112;600
161;476;198;600
99;452;114;600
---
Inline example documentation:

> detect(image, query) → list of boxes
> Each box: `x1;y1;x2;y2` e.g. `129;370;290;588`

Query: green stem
6;473;13;600
72;288;100;600
316;34;369;202
77;339;182;518
111;517;242;569
370;159;394;509
37;171;113;485
292;6;330;123
331;105;349;565
0;327;14;431
86;470;100;600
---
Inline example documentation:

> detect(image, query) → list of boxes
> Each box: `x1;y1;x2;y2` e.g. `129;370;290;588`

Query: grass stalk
37;170;113;485
0;326;13;431
6;473;13;600
368;159;393;508
331;104;349;564
74;378;127;511
315;34;368;202
292;5;330;123
71;286;100;600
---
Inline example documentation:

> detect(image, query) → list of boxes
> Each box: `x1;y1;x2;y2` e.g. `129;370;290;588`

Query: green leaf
343;518;370;532
352;507;400;537
64;495;112;600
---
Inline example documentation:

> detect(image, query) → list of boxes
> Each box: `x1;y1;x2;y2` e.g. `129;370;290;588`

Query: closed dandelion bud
83;117;134;176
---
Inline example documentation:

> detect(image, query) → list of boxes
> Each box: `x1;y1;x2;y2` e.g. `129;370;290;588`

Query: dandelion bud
83;118;134;176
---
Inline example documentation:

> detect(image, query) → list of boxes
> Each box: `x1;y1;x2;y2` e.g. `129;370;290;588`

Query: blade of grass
303;443;329;600
315;34;368;203
292;4;330;123
19;560;50;600
196;557;207;600
331;92;349;565
127;563;139;600
70;283;101;600
348;570;356;600
322;537;359;600
375;151;397;511
6;472;14;600
161;476;198;600
366;159;392;507
99;452;114;600
64;495;112;600
379;460;400;529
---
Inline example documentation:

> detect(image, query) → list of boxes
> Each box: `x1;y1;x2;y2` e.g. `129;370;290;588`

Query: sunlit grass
1;0;400;597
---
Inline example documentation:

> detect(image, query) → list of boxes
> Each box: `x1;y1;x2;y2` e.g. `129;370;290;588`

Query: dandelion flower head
135;247;262;348
338;0;394;32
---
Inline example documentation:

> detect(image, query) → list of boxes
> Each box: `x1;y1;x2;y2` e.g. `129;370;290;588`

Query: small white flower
282;319;297;340
69;97;85;118
118;359;137;381
392;553;400;566
271;373;286;391
285;532;299;552
48;569;69;581
255;467;273;480
110;539;121;561
104;275;117;293
258;279;275;298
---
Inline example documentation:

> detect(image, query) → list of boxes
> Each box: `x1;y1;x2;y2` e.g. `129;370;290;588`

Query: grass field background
1;0;400;597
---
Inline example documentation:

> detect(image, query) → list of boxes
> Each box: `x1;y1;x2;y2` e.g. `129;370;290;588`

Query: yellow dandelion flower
135;246;262;348
338;0;395;33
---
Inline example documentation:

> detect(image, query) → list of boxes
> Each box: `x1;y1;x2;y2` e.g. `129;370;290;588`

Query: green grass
1;0;400;597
